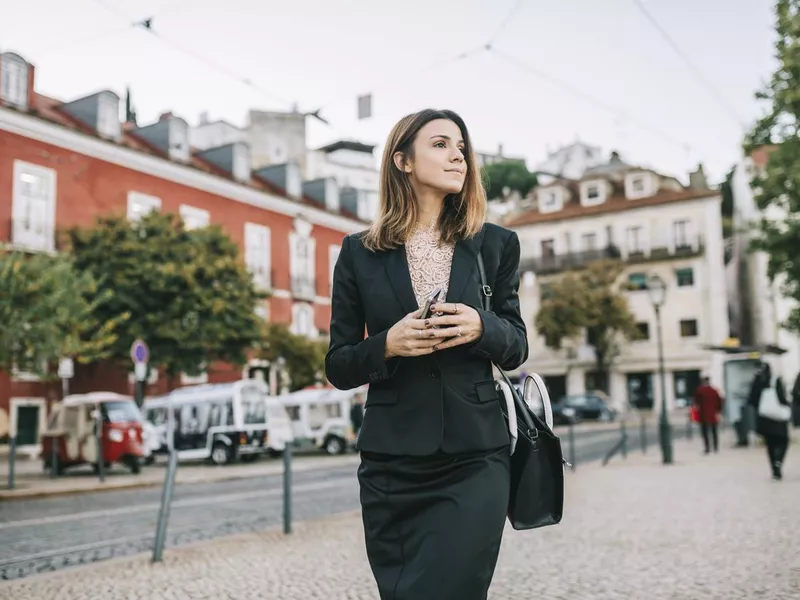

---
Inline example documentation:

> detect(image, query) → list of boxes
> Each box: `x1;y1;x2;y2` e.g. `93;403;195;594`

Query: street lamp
647;274;673;465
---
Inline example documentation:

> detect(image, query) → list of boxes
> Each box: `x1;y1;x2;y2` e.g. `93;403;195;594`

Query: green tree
744;0;800;331
256;323;327;392
0;251;123;377
482;160;538;201
534;260;640;393
65;212;266;385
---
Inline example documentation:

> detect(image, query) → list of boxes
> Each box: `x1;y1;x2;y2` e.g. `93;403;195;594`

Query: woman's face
398;118;467;195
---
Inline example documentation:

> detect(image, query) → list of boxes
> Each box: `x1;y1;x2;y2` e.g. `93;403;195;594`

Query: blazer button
429;370;440;379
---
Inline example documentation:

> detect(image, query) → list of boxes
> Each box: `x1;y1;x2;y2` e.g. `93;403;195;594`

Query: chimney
302;177;340;212
255;162;302;199
199;111;209;125
689;163;709;190
197;142;251;183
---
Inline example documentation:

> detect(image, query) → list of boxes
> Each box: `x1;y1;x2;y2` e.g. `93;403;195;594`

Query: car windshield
103;401;143;423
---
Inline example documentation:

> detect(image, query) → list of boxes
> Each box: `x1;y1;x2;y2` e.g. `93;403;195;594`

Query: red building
0;50;364;451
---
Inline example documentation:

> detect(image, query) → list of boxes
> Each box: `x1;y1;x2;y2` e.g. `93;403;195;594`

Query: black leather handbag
477;253;565;530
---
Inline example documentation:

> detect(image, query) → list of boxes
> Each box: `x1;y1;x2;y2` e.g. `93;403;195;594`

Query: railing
626;237;705;264
520;245;622;275
290;275;317;301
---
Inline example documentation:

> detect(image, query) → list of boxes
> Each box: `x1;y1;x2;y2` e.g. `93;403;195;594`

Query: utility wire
486;46;695;155
487;0;526;47
631;0;745;127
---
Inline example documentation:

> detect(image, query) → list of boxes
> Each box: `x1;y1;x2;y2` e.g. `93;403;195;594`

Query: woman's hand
384;309;443;358
425;302;484;351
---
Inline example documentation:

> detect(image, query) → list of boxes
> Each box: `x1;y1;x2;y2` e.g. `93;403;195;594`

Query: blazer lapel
384;246;420;315
445;228;486;304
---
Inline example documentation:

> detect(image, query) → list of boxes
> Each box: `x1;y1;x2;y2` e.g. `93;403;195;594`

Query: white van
142;379;294;465
275;385;366;455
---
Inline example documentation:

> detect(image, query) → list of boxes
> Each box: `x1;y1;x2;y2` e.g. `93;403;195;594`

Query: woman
325;108;528;599
748;362;791;480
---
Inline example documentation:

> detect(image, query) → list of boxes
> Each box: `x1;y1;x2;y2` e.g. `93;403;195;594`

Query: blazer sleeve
324;235;399;390
469;231;529;371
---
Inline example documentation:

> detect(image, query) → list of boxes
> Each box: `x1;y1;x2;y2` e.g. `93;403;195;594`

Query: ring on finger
454;304;459;315
456;326;462;337
417;329;423;338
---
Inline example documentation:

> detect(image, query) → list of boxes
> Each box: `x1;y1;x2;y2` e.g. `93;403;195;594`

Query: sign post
131;339;149;407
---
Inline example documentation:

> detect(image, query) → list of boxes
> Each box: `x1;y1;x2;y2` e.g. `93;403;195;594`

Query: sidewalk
2;431;798;600
0;453;361;500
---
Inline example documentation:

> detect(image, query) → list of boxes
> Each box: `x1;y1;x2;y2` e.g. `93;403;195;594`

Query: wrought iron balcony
520;245;622;275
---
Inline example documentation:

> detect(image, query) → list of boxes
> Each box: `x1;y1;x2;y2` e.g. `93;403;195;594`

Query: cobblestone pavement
2;431;798;600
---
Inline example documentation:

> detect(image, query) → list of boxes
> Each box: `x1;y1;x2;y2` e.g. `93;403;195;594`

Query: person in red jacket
694;376;724;454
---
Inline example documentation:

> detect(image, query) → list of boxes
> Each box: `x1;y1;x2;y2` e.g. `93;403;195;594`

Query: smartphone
420;287;442;320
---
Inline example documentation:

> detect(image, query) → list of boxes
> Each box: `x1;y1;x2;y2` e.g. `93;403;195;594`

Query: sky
1;0;779;184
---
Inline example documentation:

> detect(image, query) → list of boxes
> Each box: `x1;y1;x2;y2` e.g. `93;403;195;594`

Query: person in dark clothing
748;363;791;480
791;372;800;427
350;395;365;436
693;376;723;454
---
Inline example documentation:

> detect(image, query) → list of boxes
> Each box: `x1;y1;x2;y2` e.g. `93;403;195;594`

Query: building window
627;272;648;291
587;185;600;199
680;319;698;338
232;144;251;182
244;223;271;290
539;189;562;213
581;233;598;252
179;204;210;230
673;220;690;248
581;180;606;206
290;230;316;300
329;244;341;288
635;322;650;340
127;191;161;222
676;267;694;287
12;161;56;252
626;226;644;254
631;177;645;193
0;53;29;108
291;302;317;337
540;238;555;258
168;118;191;162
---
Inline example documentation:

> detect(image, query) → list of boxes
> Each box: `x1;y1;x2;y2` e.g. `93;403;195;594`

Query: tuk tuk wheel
211;442;231;465
323;435;345;456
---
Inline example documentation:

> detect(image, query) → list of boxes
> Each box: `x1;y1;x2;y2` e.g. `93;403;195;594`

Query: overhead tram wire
630;0;745;128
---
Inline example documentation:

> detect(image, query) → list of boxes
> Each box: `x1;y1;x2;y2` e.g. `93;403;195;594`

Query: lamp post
647;274;673;465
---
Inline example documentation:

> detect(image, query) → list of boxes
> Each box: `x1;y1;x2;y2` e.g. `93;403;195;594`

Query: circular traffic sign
131;339;149;364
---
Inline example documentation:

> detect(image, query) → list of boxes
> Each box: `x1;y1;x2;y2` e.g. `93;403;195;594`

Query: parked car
553;393;617;423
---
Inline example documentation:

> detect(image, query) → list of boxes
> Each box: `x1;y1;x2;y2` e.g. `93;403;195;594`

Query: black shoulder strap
476;252;493;312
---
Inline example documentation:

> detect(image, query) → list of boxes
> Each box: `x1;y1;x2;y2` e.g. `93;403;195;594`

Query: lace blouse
405;223;455;310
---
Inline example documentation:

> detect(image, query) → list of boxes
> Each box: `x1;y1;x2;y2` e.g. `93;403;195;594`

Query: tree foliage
482;160;538;201
0;251;124;377
256;323;327;392
744;0;800;331
65;212;266;380
534;260;640;391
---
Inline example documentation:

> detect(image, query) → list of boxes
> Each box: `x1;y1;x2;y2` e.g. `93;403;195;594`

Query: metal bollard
50;436;59;478
152;451;179;563
640;415;647;454
283;442;293;534
621;420;628;459
95;414;105;483
7;437;16;490
568;423;576;472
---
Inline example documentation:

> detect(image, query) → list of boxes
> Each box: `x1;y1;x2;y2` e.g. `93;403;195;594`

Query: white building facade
506;157;729;411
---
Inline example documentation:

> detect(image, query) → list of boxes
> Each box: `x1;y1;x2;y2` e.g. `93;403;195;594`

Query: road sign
131;339;149;364
57;357;74;379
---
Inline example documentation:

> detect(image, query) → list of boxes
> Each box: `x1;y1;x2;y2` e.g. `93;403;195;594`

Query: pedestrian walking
325;109;528;600
748;362;792;480
693;376;723;454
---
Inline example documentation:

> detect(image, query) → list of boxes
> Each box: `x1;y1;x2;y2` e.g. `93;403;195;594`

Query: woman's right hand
384;309;442;358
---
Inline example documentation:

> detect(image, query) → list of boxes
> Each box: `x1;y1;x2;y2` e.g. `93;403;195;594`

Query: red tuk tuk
41;392;146;474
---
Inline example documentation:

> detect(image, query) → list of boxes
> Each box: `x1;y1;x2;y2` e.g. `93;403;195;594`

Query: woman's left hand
425;302;484;351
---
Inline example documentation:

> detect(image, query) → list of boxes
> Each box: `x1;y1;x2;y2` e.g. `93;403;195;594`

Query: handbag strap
476;252;493;312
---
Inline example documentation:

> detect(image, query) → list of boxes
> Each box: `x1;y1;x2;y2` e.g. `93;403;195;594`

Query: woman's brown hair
362;109;486;252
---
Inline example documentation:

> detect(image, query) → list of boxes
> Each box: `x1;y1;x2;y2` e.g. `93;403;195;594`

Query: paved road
0;421;691;581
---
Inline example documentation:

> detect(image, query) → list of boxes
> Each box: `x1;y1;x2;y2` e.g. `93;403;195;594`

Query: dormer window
0;53;29;109
97;92;121;140
232;143;251;183
169;118;190;162
538;187;563;214
580;179;607;206
625;172;652;199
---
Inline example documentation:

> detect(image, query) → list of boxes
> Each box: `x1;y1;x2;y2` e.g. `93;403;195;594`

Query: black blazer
325;223;528;456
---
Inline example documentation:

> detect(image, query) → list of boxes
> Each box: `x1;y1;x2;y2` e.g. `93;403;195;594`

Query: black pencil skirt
357;445;511;600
